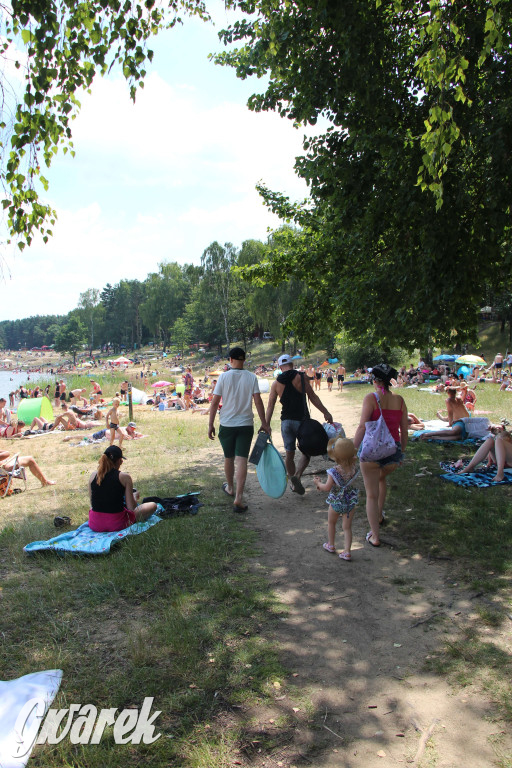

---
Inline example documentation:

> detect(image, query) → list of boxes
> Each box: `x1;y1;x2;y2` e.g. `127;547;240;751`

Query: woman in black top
88;445;157;532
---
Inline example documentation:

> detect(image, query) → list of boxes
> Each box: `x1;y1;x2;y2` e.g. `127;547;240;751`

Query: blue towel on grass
439;461;512;487
24;514;163;556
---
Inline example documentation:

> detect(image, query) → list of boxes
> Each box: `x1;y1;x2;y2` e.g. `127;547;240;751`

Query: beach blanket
0;669;62;768
24;515;163;556
439;461;512;487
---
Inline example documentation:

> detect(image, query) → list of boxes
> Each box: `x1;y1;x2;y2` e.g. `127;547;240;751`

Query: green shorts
218;425;254;458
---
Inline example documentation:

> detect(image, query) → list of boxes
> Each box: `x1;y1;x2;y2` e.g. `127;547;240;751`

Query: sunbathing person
458;426;512;482
0;421;25;438
436;386;469;424
0;450;56;486
408;412;425;429
50;403;99;431
30;416;54;431
117;422;144;447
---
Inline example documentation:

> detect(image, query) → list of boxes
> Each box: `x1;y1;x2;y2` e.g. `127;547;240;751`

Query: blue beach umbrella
291;354;302;359
433;354;457;361
457;365;471;379
328;357;339;364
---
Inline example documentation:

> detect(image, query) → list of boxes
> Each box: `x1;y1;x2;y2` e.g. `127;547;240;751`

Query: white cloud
0;5;324;321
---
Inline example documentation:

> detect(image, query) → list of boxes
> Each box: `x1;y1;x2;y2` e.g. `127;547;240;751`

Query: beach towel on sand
439;461;512;487
24;515;163;556
0;669;62;768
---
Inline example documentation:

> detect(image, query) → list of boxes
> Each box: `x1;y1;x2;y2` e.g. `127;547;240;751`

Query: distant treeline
0;236;310;356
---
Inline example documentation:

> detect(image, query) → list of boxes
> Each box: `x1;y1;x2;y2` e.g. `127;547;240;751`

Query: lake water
0;370;49;402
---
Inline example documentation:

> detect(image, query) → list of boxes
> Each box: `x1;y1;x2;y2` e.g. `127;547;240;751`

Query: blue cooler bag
256;440;287;498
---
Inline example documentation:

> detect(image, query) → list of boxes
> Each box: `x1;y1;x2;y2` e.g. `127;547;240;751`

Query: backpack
296;373;329;456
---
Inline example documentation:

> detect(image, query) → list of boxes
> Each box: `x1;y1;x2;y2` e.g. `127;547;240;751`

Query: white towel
0;669;62;767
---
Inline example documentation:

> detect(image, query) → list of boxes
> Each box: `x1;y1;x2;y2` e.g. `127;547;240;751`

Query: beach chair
0;455;27;497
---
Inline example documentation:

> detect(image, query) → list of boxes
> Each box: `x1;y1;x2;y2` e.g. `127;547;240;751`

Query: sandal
322;542;336;553
339;551;352;561
365;531;381;547
222;482;234;497
233;504;248;513
54;516;71;528
379;514;388;527
290;476;305;495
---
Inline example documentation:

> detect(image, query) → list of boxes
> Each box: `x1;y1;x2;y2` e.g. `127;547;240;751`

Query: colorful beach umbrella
455;355;486;365
153;380;171;388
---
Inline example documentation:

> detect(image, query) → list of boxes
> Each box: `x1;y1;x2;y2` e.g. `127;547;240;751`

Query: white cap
278;354;293;366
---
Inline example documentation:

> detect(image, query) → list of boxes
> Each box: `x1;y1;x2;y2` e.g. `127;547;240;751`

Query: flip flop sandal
54;516;71;528
365;531;381;547
222;482;234;497
322;542;336;553
233;504;248;513
379;515;388;527
290;476;305;495
339;551;352;561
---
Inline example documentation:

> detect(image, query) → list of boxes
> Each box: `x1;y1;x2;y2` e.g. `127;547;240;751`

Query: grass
1;397;287;767
3;362;512;763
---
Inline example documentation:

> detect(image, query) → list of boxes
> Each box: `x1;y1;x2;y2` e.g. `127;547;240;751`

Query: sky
0;1;319;322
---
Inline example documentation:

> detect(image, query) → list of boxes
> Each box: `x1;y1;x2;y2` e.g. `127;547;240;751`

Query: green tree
217;1;512;350
55;316;86;364
141;262;191;351
78;288;101;355
0;0;207;255
200;241;239;351
171;316;192;357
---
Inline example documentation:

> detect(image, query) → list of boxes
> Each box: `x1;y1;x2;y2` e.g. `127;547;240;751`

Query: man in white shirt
208;347;271;512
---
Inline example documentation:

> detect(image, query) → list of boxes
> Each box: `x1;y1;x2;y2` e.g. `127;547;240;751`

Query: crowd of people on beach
2;346;511;552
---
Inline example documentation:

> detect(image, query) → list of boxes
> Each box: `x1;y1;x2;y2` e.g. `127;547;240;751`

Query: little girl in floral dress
314;438;359;561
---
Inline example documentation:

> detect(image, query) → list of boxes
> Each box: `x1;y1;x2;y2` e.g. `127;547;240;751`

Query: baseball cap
127;422;136;428
278;354;293;366
104;445;126;461
229;347;246;361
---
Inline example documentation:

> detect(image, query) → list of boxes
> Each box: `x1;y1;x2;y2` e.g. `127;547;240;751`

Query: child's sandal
339;551;351;561
322;542;336;553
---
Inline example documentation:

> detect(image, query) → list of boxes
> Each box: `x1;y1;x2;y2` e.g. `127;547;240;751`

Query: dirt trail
238;385;510;768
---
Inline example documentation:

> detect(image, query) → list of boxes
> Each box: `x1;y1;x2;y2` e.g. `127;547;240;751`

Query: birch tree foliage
0;0;207;254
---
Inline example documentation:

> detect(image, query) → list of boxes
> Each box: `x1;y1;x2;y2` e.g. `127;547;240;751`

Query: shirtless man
493;352;504;382
305;363;316;384
336;363;346;391
50;403;98;431
69;388;88;406
0;450;55;486
419;387;470;441
58;379;67;403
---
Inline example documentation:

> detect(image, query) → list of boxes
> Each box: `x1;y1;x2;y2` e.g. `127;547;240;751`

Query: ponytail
96;454;116;485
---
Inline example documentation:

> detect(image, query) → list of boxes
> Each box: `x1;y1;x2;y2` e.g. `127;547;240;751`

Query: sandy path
238;386;510;768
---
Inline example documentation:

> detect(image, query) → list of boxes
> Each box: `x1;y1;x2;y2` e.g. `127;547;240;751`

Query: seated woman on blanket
458;425;512;482
88;445;157;532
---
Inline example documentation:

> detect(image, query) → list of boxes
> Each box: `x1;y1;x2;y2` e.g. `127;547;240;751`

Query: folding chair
0;454;27;497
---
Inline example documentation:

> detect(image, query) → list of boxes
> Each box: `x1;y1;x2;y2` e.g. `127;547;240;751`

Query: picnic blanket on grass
24;515;163;556
439;461;512;487
23;493;202;555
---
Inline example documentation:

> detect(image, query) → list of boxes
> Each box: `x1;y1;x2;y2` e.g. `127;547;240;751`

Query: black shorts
338;375;344;382
60;392;66;400
495;363;503;369
327;377;333;383
315;373;321;379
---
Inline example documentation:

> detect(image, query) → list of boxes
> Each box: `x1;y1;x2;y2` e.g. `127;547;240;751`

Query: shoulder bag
359;392;397;462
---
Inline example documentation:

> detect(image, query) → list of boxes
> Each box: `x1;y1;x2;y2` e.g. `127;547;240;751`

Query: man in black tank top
265;355;333;495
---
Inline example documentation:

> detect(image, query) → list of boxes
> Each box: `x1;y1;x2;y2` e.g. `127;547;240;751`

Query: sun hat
327;437;356;463
104;445;125;461
278;354;293;366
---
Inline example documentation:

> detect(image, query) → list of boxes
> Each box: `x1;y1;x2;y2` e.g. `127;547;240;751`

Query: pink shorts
88;508;136;532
